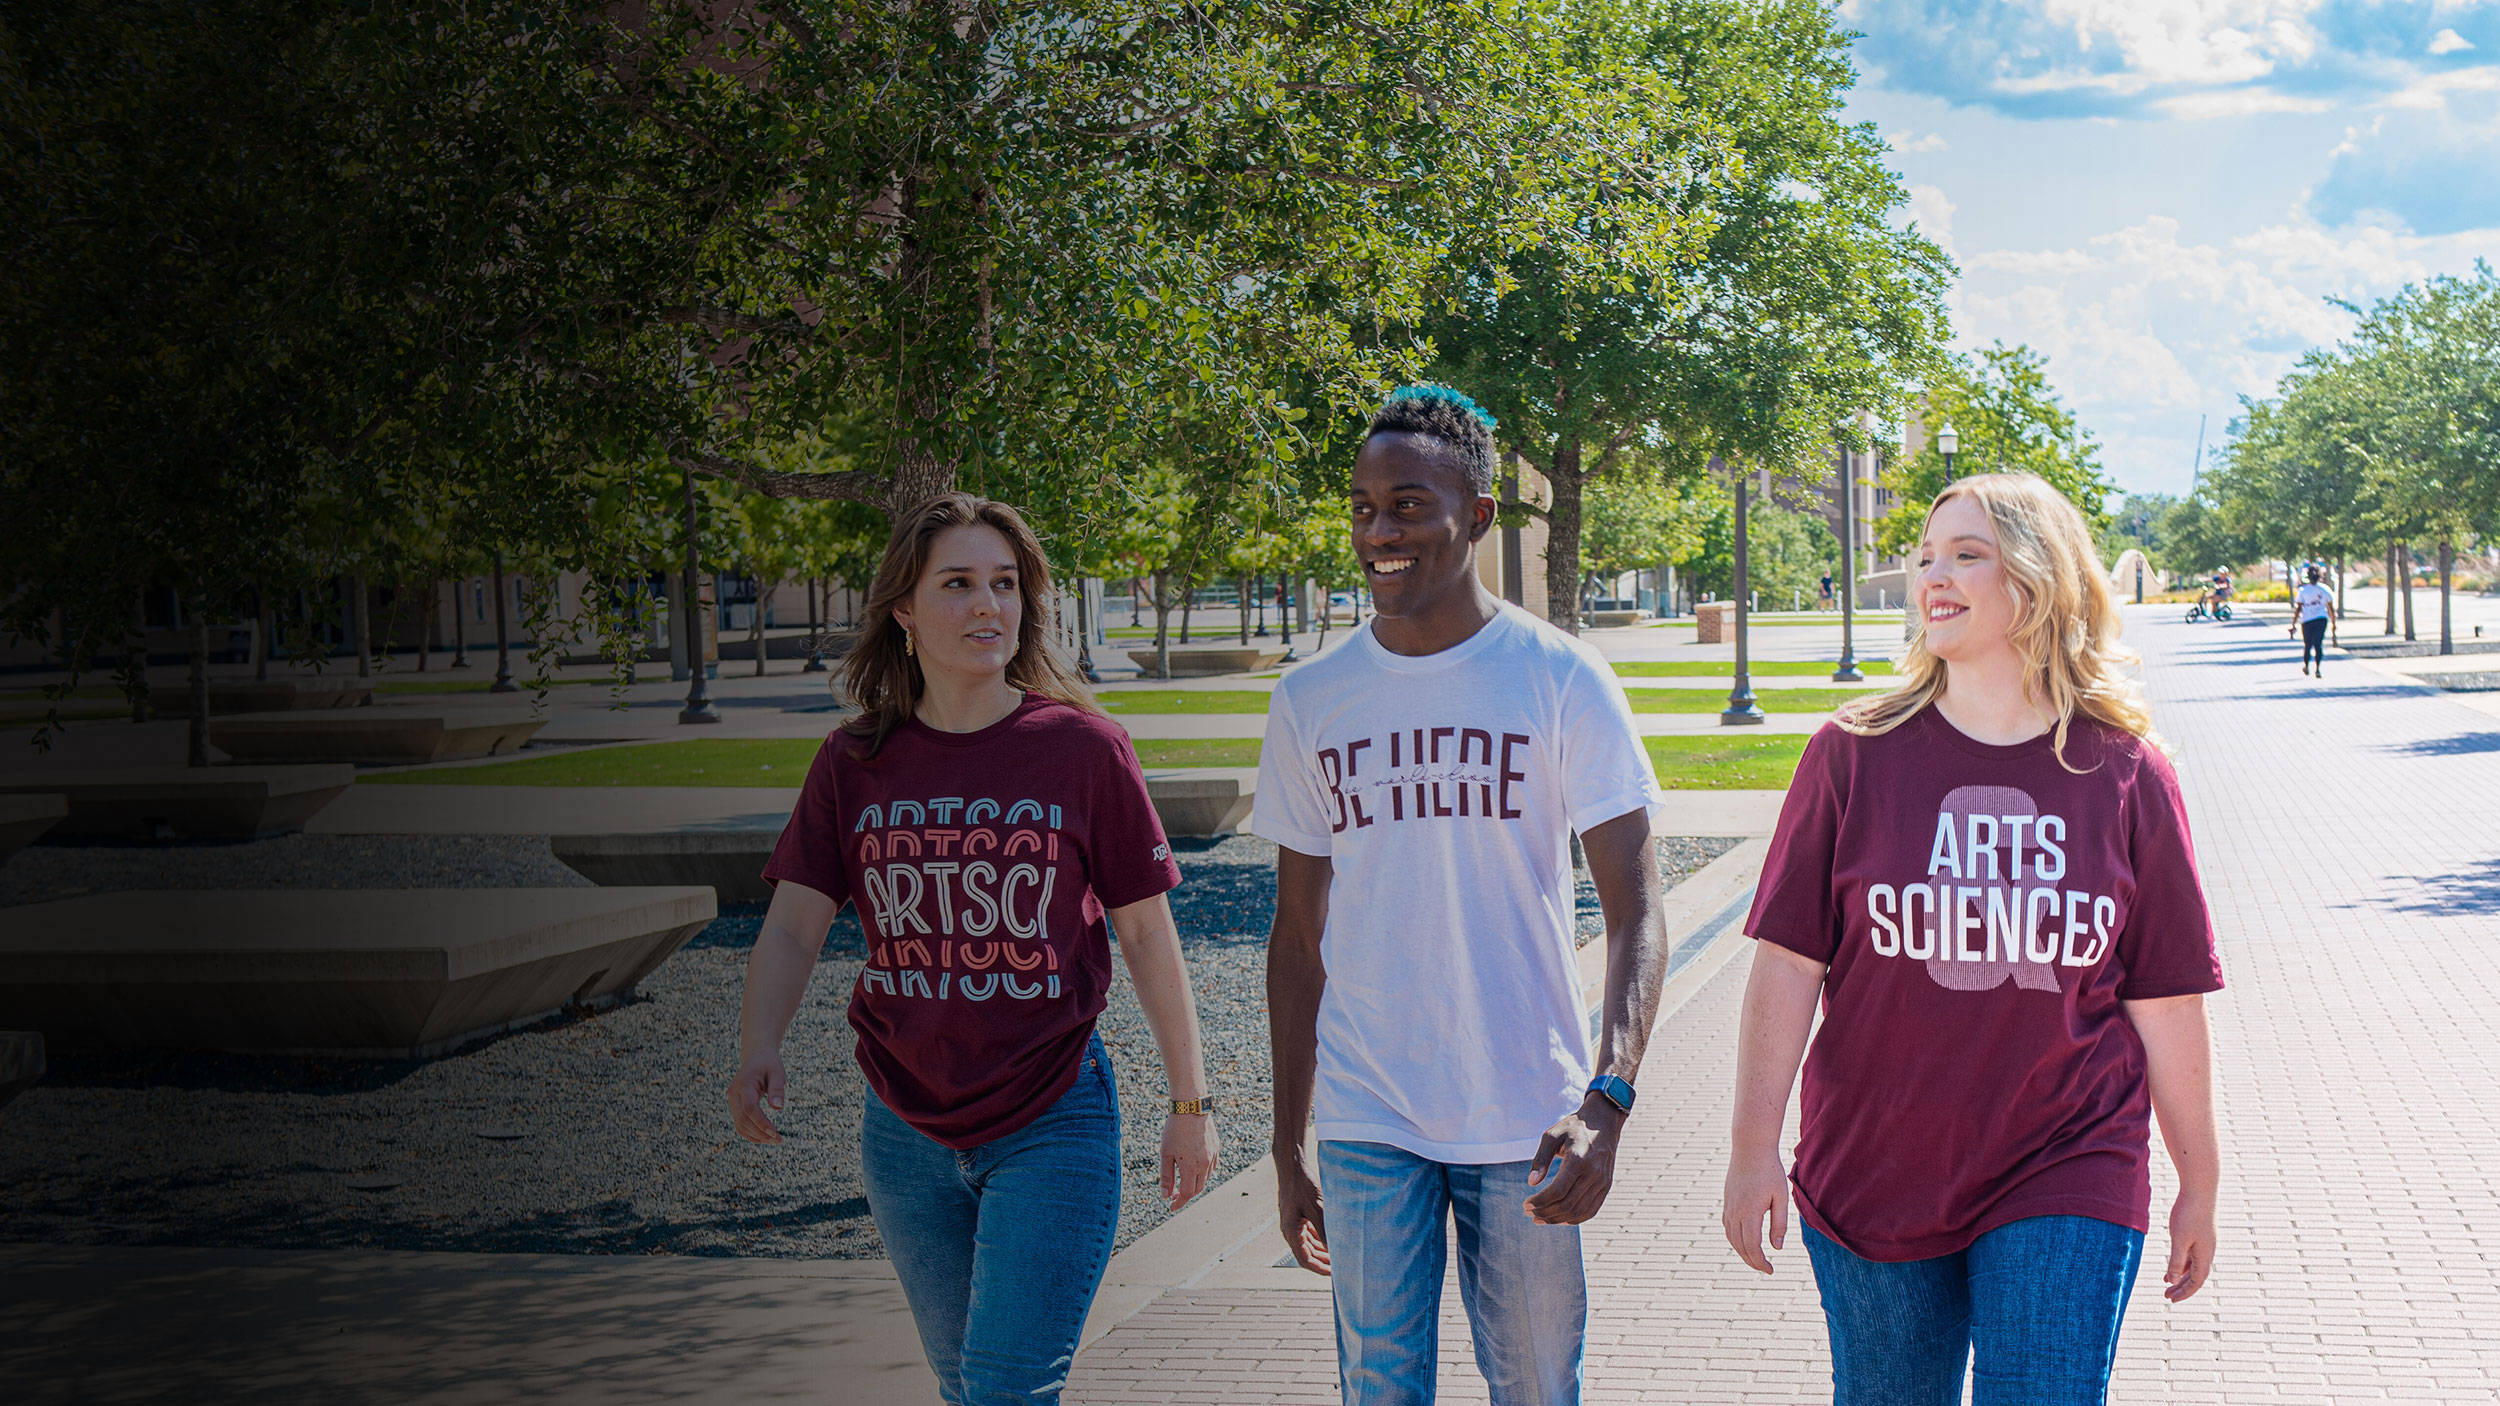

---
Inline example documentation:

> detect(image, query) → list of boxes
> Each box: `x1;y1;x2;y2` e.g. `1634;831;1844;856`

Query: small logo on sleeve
1152;843;1170;862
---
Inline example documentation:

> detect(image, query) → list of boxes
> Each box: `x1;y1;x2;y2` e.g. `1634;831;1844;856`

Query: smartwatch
1586;1075;1636;1115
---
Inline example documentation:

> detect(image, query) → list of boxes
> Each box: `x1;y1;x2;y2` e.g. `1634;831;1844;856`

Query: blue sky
1843;0;2500;497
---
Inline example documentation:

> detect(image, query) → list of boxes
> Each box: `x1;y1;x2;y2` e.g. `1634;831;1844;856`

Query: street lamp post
488;553;518;693
678;463;720;724
1937;420;1960;481
1833;431;1863;684
1723;468;1765;725
1076;580;1102;683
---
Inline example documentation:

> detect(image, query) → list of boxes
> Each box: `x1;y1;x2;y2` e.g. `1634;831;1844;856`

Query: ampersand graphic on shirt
1313;725;1532;832
848;795;1070;1005
1861;784;2115;992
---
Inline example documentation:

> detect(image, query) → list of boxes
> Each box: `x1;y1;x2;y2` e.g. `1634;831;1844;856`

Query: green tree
1579;470;1713;611
1875;344;2112;555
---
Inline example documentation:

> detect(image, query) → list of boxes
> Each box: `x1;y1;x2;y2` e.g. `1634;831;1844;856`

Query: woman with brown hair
727;492;1219;1404
1722;473;2222;1404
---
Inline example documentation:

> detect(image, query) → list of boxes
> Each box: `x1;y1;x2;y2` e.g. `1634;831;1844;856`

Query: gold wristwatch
1169;1096;1214;1116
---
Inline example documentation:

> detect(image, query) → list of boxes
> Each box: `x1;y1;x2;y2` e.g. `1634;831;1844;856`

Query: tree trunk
2439;538;2454;655
348;576;371;677
253;585;272;682
1150;571;1173;680
1237;576;1250;645
1179;577;1193;644
752;576;770;676
1543;439;1585;634
417;580;435;671
451;578;470;666
2402;543;2417;641
127;594;150;724
2385;539;2398;635
188;614;211;767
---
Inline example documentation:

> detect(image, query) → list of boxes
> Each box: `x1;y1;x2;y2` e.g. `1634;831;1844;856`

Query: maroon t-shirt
1747;707;2223;1261
764;694;1181;1148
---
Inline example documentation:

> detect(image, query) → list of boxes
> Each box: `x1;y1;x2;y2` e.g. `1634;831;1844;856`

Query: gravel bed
0;832;1739;1260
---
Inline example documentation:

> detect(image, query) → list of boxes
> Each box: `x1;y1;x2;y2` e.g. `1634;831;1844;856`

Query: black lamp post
1833;432;1863;684
1722;467;1764;725
1076;580;1102;683
1937;420;1960;481
804;575;828;672
678;463;720;724
489;552;518;693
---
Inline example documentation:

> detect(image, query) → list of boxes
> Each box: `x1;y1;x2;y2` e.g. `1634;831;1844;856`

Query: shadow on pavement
2380;732;2500;757
2376;856;2500;914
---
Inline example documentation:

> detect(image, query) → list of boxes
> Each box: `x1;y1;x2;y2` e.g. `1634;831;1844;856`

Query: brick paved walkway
1067;608;2500;1403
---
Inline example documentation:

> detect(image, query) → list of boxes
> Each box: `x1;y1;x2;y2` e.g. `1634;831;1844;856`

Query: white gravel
0;832;1738;1258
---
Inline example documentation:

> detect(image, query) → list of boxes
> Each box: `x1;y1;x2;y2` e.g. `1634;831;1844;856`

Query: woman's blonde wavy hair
1833;471;2158;769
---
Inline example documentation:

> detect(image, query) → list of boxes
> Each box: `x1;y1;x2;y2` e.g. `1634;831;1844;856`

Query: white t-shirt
1250;603;1667;1163
2295;583;2334;622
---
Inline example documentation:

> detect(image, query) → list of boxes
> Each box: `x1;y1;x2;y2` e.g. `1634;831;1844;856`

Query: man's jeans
1802;1214;2146;1406
1317;1139;1587;1406
862;1033;1121;1405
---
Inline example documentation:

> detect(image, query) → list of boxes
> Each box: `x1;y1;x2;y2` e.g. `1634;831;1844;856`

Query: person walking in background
1258;386;1672;1406
727;493;1220;1405
1722;472;2223;1405
2293;565;2337;676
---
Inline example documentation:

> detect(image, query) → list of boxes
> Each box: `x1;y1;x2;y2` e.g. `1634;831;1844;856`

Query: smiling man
1254;386;1674;1406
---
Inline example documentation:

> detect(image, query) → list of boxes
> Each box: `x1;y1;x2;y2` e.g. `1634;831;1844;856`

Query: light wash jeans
1802;1214;2146;1406
861;1032;1121;1405
1316;1139;1588;1406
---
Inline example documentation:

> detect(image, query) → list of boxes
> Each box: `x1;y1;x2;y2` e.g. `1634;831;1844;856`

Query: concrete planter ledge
0;794;67;859
211;709;545;766
1125;646;1290;677
1144;769;1256;837
0;887;716;1058
199;677;374;715
551;829;784;903
0;766;353;842
0;1031;41;1109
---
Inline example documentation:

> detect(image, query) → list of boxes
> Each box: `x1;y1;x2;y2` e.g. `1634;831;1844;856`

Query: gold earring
904;628;914;657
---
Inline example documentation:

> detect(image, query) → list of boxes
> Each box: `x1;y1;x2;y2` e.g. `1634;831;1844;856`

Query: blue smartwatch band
1587;1075;1635;1114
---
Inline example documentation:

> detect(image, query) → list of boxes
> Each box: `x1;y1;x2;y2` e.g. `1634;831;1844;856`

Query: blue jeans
1802;1215;2146;1406
1316;1139;1587;1406
861;1032;1121;1405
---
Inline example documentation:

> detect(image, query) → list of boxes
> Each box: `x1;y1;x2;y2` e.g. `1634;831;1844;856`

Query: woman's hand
2165;1187;2217;1301
1721;1148;1792;1274
726;1048;788;1144
1160;1111;1220;1209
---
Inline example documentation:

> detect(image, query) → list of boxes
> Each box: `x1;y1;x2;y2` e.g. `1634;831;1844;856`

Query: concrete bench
0;794;67;859
1125;646;1289;677
0;766;353;842
1146;769;1256;837
201;678;373;715
1587;609;1652;628
0;1031;40;1109
0;887;715;1058
210;709;545;766
551;829;782;903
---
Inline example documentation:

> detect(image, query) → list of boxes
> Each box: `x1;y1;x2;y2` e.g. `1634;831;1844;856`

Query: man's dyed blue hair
1366;384;1497;496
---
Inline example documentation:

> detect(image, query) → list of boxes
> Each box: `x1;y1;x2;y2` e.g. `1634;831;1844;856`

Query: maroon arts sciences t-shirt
764;695;1181;1148
1746;707;2224;1261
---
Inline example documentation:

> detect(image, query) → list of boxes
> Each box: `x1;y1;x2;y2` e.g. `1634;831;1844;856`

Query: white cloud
2430;28;2476;55
1886;128;1951;152
2151;88;2334;117
1902;183;1958;257
2035;0;2322;87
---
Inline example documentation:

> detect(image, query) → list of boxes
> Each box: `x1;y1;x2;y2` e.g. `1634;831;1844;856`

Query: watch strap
1586;1075;1635;1115
1169;1096;1213;1116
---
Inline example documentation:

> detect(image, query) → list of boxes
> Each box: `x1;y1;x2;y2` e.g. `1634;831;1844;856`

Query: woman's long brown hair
839;493;1103;755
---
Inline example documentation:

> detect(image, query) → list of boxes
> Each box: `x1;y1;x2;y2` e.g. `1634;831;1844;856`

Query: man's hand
1524;1095;1623;1226
1276;1150;1330;1275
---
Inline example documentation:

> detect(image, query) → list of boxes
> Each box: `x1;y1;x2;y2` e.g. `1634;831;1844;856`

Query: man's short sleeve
762;735;853;906
1744;726;1848;964
2116;747;2225;1000
1248;686;1334;857
1558;654;1668;835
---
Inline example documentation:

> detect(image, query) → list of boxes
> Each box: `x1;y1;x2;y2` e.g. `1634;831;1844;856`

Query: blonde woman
1721;473;2222;1404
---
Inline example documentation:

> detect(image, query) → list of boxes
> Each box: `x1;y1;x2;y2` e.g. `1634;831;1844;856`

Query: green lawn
1133;739;1262;768
1098;690;1274;714
366;735;1263;785
365;739;819;786
1645;735;1810;789
1615;660;1892;677
1627;687;1865;714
